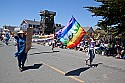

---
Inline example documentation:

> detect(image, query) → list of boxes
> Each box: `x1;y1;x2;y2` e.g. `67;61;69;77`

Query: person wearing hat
14;30;27;72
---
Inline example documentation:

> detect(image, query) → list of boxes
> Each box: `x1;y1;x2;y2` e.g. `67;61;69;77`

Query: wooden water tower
39;10;56;35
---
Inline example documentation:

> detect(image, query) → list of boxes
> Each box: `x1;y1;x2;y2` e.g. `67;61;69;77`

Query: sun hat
17;30;24;34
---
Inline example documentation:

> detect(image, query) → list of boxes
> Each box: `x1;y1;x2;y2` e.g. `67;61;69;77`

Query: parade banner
25;28;33;53
58;16;86;48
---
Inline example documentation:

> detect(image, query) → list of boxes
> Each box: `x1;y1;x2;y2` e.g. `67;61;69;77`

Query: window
29;24;32;27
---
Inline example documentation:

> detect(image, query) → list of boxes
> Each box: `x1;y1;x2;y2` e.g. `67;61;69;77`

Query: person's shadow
29;51;60;55
65;63;103;76
65;67;90;76
22;63;42;72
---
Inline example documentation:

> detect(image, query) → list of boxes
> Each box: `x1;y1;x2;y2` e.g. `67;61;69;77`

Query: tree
84;0;125;37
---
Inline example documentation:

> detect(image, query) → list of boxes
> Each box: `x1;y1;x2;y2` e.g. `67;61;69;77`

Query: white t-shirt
90;41;95;47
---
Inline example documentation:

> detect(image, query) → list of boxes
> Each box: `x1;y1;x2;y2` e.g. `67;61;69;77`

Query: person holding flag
85;38;96;66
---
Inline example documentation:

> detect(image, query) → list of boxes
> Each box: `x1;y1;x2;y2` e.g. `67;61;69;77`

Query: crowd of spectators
43;37;125;60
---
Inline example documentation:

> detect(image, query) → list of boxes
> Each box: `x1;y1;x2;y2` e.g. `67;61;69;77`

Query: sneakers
19;65;25;72
19;67;23;72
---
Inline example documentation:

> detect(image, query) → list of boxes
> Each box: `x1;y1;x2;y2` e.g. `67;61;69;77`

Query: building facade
20;19;40;34
3;25;18;32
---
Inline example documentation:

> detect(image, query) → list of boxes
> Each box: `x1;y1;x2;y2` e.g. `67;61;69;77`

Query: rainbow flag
56;17;73;38
57;16;86;48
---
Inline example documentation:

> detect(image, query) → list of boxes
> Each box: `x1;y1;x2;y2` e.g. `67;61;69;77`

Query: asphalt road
0;42;125;83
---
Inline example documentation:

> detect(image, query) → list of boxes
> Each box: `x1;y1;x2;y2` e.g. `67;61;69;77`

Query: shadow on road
8;44;13;46
29;51;60;55
88;63;103;67
65;67;90;76
22;63;42;72
65;63;103;76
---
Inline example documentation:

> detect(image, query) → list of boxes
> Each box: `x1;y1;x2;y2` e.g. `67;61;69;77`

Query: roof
21;19;40;25
83;26;95;33
93;28;97;31
83;26;90;32
3;25;18;32
95;28;106;34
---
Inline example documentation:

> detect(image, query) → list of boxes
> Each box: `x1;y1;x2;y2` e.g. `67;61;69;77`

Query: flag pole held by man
56;16;96;66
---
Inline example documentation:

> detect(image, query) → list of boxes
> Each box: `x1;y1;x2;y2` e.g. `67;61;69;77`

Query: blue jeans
89;49;95;64
5;39;9;45
17;53;27;68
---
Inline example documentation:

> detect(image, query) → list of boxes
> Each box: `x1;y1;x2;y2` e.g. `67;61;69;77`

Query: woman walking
85;38;95;66
15;30;27;72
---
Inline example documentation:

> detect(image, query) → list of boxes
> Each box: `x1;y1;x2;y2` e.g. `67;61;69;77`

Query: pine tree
84;0;125;36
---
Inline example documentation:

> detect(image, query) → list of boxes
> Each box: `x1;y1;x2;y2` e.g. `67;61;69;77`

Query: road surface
0;42;125;83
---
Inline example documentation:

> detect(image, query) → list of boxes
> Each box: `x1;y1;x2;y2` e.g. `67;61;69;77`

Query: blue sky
0;0;101;28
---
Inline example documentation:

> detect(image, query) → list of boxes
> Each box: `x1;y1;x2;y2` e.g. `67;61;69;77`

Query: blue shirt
15;35;26;56
6;33;10;39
